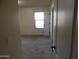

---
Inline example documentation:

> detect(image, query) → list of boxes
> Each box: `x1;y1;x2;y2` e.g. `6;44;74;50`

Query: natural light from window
34;12;44;28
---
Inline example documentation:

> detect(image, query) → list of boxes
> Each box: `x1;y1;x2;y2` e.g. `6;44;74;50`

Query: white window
34;12;44;28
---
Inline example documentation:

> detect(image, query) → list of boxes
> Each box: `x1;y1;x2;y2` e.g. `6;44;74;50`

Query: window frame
34;11;45;29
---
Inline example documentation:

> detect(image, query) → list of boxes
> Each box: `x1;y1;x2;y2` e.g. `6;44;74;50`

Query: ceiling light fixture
18;0;22;4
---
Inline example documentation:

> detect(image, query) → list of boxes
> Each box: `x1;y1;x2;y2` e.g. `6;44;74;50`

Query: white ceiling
18;0;51;7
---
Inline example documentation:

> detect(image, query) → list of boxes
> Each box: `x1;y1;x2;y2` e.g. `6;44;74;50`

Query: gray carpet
21;36;54;59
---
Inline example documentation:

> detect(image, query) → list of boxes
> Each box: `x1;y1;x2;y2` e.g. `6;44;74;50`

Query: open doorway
18;0;53;59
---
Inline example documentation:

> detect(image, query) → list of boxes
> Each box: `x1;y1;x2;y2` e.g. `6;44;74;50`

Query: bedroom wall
19;7;50;36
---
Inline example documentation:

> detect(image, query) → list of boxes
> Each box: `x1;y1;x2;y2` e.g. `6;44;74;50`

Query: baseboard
21;35;50;38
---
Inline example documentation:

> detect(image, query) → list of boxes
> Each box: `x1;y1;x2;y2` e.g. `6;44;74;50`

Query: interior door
50;0;58;53
50;8;54;45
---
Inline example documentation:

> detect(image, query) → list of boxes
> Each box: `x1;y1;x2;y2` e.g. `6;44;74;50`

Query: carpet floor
21;36;54;59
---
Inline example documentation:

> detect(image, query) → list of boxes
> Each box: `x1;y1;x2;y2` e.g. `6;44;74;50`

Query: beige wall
19;7;50;36
0;0;21;59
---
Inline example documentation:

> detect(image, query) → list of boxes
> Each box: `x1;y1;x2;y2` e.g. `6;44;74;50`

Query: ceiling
18;0;51;7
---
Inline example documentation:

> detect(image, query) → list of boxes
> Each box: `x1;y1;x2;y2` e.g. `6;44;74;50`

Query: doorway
18;0;53;59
